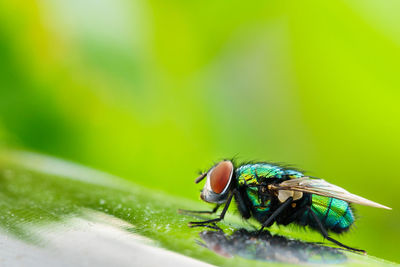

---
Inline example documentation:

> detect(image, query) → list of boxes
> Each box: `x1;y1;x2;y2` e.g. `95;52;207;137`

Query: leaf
0;150;397;266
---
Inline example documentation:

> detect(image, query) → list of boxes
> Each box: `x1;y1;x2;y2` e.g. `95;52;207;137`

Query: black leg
189;191;234;227
257;197;293;235
307;206;366;254
234;189;251;219
194;223;222;230
178;204;221;215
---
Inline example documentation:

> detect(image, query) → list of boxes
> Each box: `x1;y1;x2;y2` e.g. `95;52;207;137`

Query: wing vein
272;177;391;210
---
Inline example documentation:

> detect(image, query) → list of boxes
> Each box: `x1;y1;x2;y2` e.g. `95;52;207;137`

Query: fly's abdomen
301;195;355;233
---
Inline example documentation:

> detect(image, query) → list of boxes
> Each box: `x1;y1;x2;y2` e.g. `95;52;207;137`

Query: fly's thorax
243;185;271;214
236;164;284;184
200;161;234;204
236;163;304;187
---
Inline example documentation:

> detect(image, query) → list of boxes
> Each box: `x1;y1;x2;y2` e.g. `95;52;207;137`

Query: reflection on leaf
199;229;347;264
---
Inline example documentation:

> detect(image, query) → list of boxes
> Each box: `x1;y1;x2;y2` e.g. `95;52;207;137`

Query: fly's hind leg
307;206;366;254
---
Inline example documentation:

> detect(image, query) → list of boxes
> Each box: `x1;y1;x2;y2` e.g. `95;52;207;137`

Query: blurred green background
0;0;399;262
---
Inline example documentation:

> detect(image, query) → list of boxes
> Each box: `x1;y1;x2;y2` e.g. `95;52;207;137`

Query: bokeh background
0;0;399;262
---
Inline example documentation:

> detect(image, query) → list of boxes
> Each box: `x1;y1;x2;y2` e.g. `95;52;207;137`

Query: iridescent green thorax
306;195;355;231
236;163;304;215
236;163;303;187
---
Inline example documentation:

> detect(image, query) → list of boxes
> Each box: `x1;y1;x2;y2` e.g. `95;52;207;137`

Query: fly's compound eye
201;160;234;204
207;161;233;194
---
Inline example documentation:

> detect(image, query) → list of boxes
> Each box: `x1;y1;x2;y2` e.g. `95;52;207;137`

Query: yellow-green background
0;0;399;262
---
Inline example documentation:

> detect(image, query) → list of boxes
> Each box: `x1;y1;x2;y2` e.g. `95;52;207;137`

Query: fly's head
195;160;234;204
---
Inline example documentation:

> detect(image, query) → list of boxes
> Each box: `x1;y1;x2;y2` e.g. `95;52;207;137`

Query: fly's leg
197;223;223;231
307;206;366;254
188;191;234;227
178;204;221;215
234;189;251;219
257;197;293;235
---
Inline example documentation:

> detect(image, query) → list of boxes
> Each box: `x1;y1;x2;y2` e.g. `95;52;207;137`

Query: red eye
210;161;233;194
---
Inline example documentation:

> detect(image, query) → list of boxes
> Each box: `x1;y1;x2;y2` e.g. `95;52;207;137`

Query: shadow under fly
197;228;347;264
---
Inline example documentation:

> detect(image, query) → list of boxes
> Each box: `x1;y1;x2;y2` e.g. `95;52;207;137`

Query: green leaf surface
0;150;397;266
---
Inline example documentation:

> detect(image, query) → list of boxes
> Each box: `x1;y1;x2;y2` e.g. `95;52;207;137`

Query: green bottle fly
186;160;391;253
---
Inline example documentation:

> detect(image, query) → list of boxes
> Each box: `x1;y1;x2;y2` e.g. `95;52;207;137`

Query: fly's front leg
307;206;366;254
178;204;221;215
188;191;234;227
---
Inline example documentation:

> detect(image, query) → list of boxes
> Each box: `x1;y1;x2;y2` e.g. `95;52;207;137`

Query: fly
182;160;391;253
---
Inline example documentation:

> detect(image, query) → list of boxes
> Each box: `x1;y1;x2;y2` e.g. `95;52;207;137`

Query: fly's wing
272;177;391;210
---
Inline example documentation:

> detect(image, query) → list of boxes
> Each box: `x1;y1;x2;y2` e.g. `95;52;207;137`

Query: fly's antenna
195;172;207;183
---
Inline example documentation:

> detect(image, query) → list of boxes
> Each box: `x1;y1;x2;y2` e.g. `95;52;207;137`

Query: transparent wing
271;177;391;210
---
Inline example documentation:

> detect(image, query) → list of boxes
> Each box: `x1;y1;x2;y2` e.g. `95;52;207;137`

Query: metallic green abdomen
305;195;355;232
